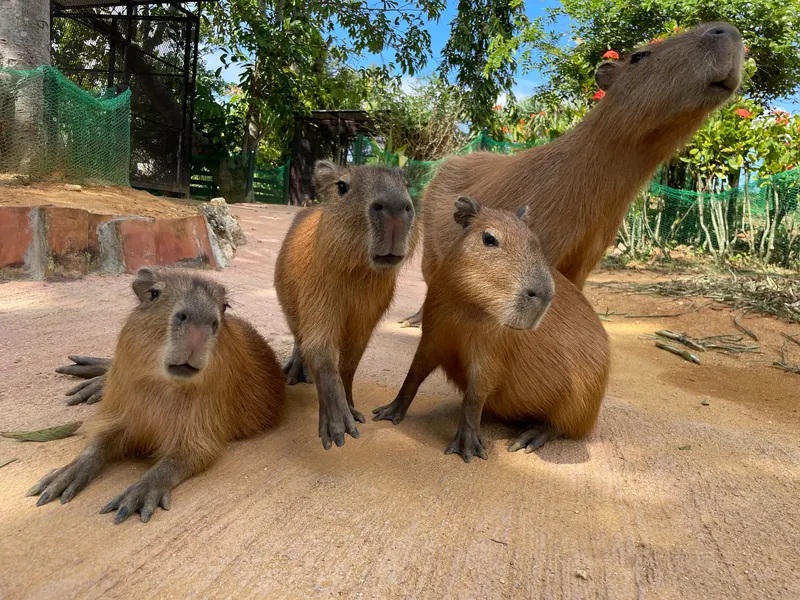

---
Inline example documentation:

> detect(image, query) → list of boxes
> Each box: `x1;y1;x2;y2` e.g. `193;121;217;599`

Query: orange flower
650;37;665;44
602;50;619;60
538;111;545;116
786;165;795;171
734;108;753;119
592;89;606;101
493;104;503;111
744;45;750;55
519;119;526;126
673;26;683;32
776;116;789;126
501;126;509;134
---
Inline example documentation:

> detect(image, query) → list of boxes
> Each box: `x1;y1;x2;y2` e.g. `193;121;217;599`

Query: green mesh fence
0;65;130;186
190;152;290;204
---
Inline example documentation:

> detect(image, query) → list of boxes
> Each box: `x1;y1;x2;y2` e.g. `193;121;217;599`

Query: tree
199;0;443;202
506;0;800;104
438;0;541;134
0;0;50;69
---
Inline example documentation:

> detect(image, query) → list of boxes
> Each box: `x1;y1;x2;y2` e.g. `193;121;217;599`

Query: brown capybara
28;267;285;523
374;198;609;462
400;22;744;327
274;161;416;449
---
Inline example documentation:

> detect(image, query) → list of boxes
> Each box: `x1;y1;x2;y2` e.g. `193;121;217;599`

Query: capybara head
594;22;743;139
446;197;554;330
131;267;228;380
314;161;415;271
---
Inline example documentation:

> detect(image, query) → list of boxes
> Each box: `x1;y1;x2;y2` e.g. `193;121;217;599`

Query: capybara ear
132;267;160;303
595;60;622;91
516;205;530;223
314;160;340;185
454;196;480;228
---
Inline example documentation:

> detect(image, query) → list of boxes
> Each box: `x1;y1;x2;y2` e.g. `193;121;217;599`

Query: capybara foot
398;308;422;329
28;458;95;506
445;425;488;463
100;479;172;524
319;404;360;450
507;424;562;453
65;374;106;405
350;406;366;424
55;356;112;379
371;399;408;425
283;354;312;385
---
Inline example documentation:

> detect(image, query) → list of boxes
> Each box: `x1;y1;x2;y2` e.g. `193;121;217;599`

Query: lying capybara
28;268;285;523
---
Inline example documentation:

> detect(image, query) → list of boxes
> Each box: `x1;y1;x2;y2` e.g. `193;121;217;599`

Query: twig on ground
0;457;19;469
655;341;701;364
734;312;758;341
773;344;800;374
780;332;800;347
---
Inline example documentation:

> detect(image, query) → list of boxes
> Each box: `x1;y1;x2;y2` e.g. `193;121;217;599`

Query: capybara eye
222;303;229;313
630;50;651;64
371;203;383;212
482;232;498;247
150;289;160;301
337;181;350;195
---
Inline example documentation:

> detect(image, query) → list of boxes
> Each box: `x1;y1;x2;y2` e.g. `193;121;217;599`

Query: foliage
366;77;468;161
438;0;542;134
502;0;800;104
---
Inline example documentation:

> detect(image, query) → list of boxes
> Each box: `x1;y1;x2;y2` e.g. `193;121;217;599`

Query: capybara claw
507;425;562;453
371;401;406;425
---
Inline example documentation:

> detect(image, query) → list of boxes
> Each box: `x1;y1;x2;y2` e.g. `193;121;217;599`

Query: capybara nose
703;23;741;42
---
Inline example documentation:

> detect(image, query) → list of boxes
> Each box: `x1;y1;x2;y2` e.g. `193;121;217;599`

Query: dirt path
1;204;798;599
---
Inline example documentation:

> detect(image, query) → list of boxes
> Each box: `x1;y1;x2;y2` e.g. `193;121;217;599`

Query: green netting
0;65;130;186
190;152;290;203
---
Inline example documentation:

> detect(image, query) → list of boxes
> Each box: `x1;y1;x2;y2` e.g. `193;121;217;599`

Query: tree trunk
0;0;50;173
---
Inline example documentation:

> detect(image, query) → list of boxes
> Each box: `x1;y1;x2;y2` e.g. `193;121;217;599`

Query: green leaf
1;421;82;442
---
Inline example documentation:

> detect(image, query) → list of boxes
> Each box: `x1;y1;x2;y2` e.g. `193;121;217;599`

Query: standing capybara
401;22;744;327
274;161;416;449
28;268;285;523
375;198;609;462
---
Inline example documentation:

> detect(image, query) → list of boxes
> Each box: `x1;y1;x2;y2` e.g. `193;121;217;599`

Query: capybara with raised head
374;198;610;462
274;161;416;450
28;267;285;523
400;22;744;327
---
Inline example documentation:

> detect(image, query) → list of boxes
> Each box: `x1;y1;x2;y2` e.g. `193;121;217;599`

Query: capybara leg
372;335;440;425
100;455;191;524
444;378;489;463
340;344;369;424
55;355;112;379
307;350;360;449
507;424;563;453
27;434;116;505
398;306;422;329
65;374;106;405
283;343;312;385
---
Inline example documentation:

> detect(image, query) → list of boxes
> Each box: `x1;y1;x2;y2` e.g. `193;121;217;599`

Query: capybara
401;22;744;327
28;268;285;523
375;198;609;462
274;161;416;449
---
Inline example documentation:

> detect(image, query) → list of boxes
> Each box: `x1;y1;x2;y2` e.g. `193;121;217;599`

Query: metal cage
51;1;210;195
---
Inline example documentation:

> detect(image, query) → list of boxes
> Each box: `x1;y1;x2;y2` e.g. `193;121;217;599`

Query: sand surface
1;204;798;599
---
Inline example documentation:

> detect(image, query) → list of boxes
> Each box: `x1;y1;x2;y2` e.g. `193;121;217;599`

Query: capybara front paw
100;479;172;524
349;406;366;424
398;309;422;329
27;460;94;506
371;399;407;425
319;406;360;450
445;426;488;463
507;424;562;453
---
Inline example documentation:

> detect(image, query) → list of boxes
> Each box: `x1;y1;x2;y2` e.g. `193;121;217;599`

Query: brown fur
374;202;609;460
420;22;743;292
274;162;416;448
28;268;285;522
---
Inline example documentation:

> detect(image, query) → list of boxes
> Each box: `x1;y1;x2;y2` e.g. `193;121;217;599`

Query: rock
64;184;82;192
200;197;247;265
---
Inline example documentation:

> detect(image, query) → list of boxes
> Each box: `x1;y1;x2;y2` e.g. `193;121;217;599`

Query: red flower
519;119;526;126
673;26;683;32
734;108;753;119
493;104;503;111
786;165;795;171
777;116;789;126
592;89;606;101
650;37;665;44
602;50;619;60
744;45;750;55
538;111;545;116
501;126;509;134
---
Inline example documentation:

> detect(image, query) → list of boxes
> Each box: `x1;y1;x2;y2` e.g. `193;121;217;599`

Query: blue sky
203;1;798;112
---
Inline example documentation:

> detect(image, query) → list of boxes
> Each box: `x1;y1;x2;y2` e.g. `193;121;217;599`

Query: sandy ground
1;204;798;599
0;181;201;218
